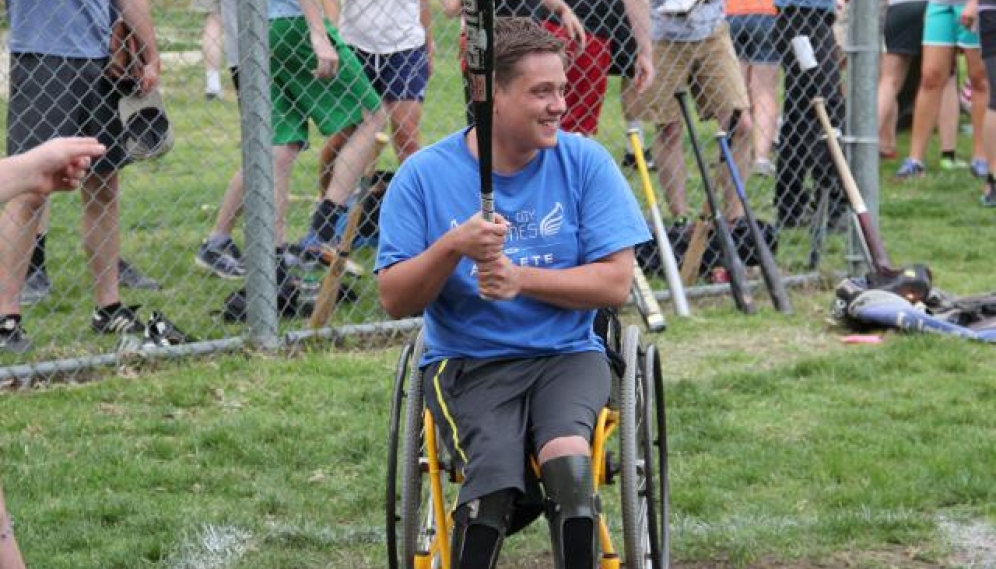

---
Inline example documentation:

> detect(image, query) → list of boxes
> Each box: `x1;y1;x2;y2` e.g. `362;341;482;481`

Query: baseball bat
811;97;894;274
676;91;755;314
628;129;691;317
463;0;495;221
309;132;390;329
716;131;793;314
632;261;667;332
679;209;712;287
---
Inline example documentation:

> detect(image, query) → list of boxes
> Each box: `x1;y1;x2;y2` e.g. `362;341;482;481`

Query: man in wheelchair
375;17;650;569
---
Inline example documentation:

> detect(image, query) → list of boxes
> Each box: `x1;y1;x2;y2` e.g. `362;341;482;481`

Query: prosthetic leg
542;454;599;569
449;489;516;569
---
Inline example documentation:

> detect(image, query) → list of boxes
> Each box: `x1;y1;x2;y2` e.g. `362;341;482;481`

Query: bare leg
653;121;687;218
271;144;300;246
963;48;990;162
388;99;423;163
322;110;388;205
748;63;780;164
210;168;245;237
80;171;120;308
0;194;43;315
877;52;911;156
908;45;954;162
201;11;224;96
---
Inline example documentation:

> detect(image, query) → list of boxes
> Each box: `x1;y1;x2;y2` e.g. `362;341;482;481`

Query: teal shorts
268;17;381;146
922;2;980;49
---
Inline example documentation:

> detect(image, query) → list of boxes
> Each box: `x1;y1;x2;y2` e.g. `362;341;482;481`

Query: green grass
3;6;996;569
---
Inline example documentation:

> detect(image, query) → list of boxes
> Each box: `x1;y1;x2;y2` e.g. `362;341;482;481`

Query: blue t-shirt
7;0;111;58
376;130;651;365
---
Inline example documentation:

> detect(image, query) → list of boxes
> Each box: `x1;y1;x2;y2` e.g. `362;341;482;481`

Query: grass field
2;4;996;569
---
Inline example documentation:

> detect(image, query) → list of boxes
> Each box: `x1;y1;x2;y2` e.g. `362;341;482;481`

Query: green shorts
922;2;980;49
268;17;381;145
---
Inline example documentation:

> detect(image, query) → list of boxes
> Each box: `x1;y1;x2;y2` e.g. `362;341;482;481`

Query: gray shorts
423;351;611;507
7;53;129;173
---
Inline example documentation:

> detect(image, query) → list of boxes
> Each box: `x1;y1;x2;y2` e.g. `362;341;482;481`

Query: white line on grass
939;516;996;569
165;524;253;569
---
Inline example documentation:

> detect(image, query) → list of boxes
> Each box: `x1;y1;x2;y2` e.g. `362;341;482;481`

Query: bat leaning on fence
309;132;391;330
716;131;793;314
676;91;755;314
628;129;691;318
632;260;667;332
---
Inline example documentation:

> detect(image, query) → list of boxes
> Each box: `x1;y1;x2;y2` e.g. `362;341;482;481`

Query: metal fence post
844;0;881;276
238;0;279;349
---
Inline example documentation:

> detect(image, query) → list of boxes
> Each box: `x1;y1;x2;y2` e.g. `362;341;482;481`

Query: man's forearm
115;0;159;65
621;0;652;58
515;250;634;310
377;232;465;318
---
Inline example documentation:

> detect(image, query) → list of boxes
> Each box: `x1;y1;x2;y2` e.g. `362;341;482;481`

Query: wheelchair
385;316;670;569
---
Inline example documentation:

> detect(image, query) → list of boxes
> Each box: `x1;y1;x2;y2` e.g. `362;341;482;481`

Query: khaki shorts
623;23;748;125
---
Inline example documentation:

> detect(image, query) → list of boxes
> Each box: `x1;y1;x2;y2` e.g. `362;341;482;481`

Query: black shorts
423;351;611;507
982;10;996;59
884;1;928;56
7;53;129;172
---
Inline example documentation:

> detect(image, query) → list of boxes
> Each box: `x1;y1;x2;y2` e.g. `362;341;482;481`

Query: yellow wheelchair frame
386;324;670;569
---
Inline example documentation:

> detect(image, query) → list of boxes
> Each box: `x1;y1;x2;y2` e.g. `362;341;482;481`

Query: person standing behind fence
0;0;160;354
544;0;654;137
727;0;781;177
877;0;967;167
772;0;846;228
194;0;384;279
191;0;227;99
962;0;996;204
895;0;991;179
624;0;751;224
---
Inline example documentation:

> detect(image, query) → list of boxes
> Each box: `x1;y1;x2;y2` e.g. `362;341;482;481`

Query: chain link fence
0;0;875;384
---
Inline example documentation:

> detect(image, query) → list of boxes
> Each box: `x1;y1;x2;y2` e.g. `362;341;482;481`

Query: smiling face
492;51;568;165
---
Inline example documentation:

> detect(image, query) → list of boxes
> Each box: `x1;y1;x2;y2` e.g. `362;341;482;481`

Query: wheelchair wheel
386;339;415;569
619;325;669;569
645;341;670;568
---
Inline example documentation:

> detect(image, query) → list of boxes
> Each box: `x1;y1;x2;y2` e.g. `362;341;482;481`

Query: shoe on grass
119;259;160;290
196;238;246;279
939;157;968;170
19;268;51;305
970;158;989;179
895;158;925;179
0;316;31;353
753;159;776;177
979;192;996;207
91;303;144;334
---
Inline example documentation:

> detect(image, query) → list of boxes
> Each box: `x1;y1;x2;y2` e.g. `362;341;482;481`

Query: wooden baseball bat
716;131;793;314
811;97;894;274
679;207;712;287
628;129;691;317
309;132;390;329
676;91;755;314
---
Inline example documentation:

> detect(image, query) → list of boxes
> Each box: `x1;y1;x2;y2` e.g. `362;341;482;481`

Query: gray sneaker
119;259;161;290
19;268;52;305
0;317;31;353
196;238;246;279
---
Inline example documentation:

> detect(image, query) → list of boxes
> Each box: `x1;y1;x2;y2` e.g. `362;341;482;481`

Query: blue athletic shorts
922;2;980;49
354;46;430;102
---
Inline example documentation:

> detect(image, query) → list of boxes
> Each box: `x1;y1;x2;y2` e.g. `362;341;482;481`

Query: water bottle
298;260;323;309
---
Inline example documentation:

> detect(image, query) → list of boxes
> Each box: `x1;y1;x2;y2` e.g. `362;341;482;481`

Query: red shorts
542;22;611;136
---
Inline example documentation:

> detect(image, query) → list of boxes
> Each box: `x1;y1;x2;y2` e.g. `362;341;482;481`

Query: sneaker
621;150;656;171
0;317;31;353
19;268;52;305
119;259;161;290
970;158;989;179
196;238;246;279
939;157;969;170
753;159;776;177
91;304;143;334
895;158;926;179
980;192;996;207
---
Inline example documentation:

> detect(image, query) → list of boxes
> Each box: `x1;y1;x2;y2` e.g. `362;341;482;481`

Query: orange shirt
725;0;777;16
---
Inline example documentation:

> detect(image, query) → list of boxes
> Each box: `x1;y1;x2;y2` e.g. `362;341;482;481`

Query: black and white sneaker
91;304;144;334
196;238;246;279
119;259;161;290
0;316;31;353
19;268;52;305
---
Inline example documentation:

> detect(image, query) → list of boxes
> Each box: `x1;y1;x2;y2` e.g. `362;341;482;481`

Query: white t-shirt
338;0;426;54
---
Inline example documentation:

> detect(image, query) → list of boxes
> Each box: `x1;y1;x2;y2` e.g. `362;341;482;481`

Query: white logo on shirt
540;202;564;237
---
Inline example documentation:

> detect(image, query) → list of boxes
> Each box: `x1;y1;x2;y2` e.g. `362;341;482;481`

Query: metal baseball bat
463;0;495;222
716;131;793;314
628;129;691;317
632;261;667;332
